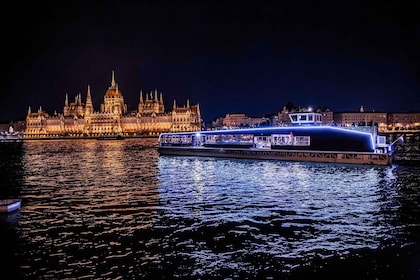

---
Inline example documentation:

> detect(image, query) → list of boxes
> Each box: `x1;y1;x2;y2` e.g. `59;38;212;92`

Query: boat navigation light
195;132;201;137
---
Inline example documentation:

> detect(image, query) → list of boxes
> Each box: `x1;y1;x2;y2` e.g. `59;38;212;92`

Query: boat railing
341;125;377;134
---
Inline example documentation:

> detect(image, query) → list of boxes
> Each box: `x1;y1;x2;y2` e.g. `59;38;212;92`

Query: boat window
254;136;272;148
376;136;387;146
204;134;253;145
293;136;310;146
239;134;253;143
161;134;193;144
272;134;293;145
221;134;235;143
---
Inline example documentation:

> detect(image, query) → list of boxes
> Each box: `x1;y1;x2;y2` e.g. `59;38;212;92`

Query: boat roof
159;125;374;138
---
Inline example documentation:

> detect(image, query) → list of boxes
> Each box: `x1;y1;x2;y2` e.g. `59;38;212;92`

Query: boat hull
97;135;125;140
0;199;22;213
158;146;392;166
0;135;23;142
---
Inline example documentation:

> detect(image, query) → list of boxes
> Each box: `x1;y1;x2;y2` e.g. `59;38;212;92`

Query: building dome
104;70;122;98
105;88;122;98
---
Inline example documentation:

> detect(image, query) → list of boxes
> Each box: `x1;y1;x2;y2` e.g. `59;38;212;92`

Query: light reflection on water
0;139;418;279
158;157;399;259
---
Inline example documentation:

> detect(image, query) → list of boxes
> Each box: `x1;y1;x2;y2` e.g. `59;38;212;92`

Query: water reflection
157;157;407;270
0;142;24;198
0;139;418;279
16;139;161;279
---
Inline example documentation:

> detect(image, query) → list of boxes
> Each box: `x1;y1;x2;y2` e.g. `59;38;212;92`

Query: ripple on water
0;140;418;279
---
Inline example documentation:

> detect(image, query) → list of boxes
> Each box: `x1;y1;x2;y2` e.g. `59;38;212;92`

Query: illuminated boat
157;112;393;166
0;199;21;213
0;126;23;143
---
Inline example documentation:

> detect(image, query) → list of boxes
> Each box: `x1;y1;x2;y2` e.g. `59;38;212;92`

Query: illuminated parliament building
24;71;202;138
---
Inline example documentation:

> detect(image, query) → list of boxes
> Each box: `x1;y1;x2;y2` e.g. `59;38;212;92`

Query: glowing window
293;136;310;146
272;134;293;145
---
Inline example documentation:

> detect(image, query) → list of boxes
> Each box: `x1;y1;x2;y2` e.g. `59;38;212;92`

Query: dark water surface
0;139;419;279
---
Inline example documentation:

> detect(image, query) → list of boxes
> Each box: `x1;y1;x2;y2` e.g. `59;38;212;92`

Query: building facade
386;112;420;131
222;113;268;128
334;106;390;132
24;71;202;138
208;104;419;133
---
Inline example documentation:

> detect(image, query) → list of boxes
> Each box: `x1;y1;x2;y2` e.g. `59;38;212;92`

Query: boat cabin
288;112;323;125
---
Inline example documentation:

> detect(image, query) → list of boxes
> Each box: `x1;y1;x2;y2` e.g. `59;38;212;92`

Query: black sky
2;0;420;123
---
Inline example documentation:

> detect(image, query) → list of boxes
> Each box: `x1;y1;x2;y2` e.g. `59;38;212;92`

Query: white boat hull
158;146;393;166
0;199;22;213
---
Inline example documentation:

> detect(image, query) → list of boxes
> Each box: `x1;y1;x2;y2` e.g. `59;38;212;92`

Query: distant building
210;117;224;129
386;112;420;131
24;71;202;138
314;107;334;124
210;113;268;129
210;104;420;133
333;105;388;131
223;113;267;128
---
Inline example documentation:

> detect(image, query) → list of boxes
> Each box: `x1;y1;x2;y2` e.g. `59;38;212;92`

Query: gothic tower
85;85;94;116
101;70;127;115
138;89;165;114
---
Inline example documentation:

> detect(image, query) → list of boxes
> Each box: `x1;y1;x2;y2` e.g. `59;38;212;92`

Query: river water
0;139;419;279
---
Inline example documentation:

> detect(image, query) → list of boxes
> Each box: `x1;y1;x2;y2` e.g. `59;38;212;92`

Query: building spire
85;85;93;115
139;90;144;104
87;85;91;99
111;70;116;88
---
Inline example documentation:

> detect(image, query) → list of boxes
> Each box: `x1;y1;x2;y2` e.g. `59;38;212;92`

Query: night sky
2;0;420;123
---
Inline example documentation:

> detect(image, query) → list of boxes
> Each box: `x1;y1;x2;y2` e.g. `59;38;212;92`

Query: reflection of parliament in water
24;71;202;138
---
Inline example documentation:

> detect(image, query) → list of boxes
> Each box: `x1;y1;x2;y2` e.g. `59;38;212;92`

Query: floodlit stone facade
24;71;201;139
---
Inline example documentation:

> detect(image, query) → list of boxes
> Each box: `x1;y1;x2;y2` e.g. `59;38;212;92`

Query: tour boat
0;126;23;142
97;134;125;140
157;112;394;166
0;199;22;213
